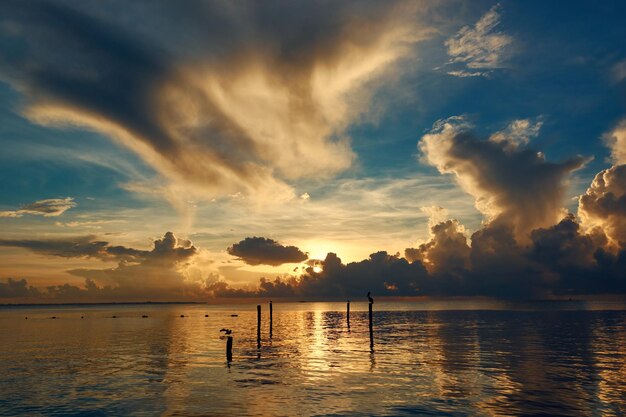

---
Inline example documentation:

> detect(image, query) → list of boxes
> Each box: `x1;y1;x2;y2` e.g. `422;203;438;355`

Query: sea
0;300;625;416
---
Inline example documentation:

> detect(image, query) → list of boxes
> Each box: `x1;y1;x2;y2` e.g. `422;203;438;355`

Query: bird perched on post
367;292;374;304
220;328;232;335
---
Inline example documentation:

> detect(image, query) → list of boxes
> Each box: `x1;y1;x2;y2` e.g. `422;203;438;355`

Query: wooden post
226;336;233;362
347;300;350;329
257;304;261;349
269;301;273;338
368;301;373;349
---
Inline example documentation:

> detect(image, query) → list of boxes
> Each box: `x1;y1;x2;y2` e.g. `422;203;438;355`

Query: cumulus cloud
419;117;587;240
0;0;436;208
3;215;626;301
405;219;470;274
444;3;512;77
0;278;40;298
0;232;206;302
294;251;429;297
0;197;76;218
578;164;626;247
227;237;308;266
0;230;196;279
529;214;601;269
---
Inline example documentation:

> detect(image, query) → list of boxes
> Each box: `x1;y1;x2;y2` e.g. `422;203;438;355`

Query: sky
1;0;626;303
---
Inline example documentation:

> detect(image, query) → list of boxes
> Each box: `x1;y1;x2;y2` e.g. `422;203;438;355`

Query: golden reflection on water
1;301;625;416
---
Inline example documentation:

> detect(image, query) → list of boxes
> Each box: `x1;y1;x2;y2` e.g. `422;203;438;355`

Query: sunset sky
1;0;625;302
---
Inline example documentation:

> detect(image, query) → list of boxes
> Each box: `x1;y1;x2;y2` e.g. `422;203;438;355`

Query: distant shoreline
0;301;207;307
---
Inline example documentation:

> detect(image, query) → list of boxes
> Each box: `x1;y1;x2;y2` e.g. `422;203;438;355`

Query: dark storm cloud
526;215;626;295
299;251;429;297
227;237;308;266
209;251;430;299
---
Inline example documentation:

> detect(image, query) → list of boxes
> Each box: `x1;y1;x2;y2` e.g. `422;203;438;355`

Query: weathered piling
257;304;261;349
269;301;273;338
226;336;233;362
347;300;350;329
368;301;373;349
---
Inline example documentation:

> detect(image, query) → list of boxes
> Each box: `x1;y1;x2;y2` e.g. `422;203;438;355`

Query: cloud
529;214;602;269
489;117;544;150
0;232;206;302
445;70;489;78
0;197;76;218
0;231;195;265
0;278;40;298
55;219;125;228
578;164;626;248
444;3;512;77
297;251;429;297
526;215;626;295
611;59;626;83
405;219;470;274
419;117;587;240
604;120;626;165
466;221;545;297
0;235;111;259
0;0;436;208
227;237;308;266
3;213;626;301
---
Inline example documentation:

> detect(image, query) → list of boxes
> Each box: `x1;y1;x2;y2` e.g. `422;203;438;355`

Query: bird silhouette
220;328;232;335
367;291;374;304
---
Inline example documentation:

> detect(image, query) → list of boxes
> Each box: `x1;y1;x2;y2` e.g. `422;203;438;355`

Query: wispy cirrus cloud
0;0;437;211
55;219;125;228
444;3;512;78
0;197;76;218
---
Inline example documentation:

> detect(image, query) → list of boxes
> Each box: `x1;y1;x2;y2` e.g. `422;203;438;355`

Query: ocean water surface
1;300;625;416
